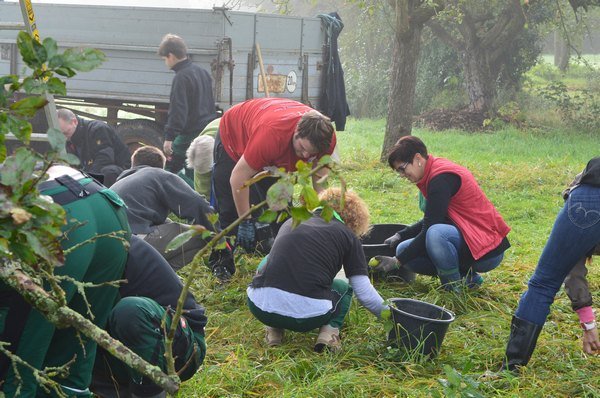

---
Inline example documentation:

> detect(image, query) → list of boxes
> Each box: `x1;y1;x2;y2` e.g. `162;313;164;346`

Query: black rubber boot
208;246;235;282
500;316;543;373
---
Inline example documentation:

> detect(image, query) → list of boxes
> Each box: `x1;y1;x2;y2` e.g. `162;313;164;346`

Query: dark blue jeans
395;224;504;289
516;184;600;325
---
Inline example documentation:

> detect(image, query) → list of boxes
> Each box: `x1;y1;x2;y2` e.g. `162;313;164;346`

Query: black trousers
212;130;277;232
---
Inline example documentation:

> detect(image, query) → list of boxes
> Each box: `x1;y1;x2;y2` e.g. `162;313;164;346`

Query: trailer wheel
116;119;164;154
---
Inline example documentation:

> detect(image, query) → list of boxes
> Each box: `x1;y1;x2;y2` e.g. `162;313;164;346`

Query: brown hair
296;111;334;154
157;34;187;59
387;135;428;169
131;146;166;168
318;188;371;238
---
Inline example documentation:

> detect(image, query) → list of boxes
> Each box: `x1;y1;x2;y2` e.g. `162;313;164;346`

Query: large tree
427;0;532;114
381;0;443;160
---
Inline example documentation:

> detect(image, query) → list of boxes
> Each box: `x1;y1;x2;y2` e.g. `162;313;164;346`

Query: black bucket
387;298;455;358
361;224;415;283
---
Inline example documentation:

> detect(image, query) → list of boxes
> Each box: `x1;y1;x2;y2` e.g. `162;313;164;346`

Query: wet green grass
179;121;599;397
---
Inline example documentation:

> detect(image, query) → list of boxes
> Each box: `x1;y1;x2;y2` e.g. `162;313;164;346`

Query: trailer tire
116;119;164;154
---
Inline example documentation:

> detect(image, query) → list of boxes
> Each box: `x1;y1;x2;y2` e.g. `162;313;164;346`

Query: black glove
237;219;257;252
237;219;274;253
384;232;402;249
254;221;275;255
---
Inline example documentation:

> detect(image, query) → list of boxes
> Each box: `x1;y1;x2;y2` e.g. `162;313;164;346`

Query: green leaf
54;67;76;78
290;206;312;228
45;77;67;96
276;211;289;223
266;181;294;211
295;160;310;173
24;230;59;266
165;228;197;252
320;205;334;222
47;127;67;152
207;213;219;226
318;155;332;167
48;54;64;69
301;186;320;210
258;209;278;223
6;116;32;144
16;31;41;69
0;148;40;187
10;96;48;117
42;37;58;60
62;48;105;72
20;77;38;94
0;75;19;105
9;241;37;265
33;40;48;64
57;152;81;166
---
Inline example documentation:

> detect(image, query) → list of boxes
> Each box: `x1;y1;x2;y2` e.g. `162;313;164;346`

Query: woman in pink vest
371;136;511;291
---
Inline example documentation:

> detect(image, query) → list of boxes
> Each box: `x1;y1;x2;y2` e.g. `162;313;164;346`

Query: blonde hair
318;188;371;238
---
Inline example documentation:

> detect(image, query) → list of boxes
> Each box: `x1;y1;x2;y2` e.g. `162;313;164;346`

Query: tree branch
0;262;180;394
0;341;70;397
427;20;462;51
481;0;526;60
411;0;444;25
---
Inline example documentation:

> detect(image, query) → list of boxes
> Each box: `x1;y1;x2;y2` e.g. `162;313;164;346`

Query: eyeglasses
394;161;410;174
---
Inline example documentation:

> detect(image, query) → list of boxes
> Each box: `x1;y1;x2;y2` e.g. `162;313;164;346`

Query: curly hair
318;188;371;238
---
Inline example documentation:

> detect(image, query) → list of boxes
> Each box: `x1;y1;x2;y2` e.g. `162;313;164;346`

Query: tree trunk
381;24;424;160
461;46;496;114
554;30;570;71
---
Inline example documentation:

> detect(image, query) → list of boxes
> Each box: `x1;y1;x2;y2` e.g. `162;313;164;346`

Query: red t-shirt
219;98;336;171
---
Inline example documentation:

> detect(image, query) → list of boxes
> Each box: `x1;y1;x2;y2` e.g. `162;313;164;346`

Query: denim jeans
516;184;600;325
395;224;504;289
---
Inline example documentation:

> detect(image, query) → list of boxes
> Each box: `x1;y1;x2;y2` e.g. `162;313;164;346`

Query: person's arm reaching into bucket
369;256;401;273
348;275;388;318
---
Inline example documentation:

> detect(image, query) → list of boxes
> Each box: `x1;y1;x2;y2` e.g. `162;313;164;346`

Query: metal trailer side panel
223;12;324;108
1;3;326;112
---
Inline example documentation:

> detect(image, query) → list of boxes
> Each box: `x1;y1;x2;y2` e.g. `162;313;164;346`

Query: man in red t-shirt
213;98;337;252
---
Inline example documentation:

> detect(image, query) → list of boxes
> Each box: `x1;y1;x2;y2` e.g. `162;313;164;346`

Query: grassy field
179;121;599;397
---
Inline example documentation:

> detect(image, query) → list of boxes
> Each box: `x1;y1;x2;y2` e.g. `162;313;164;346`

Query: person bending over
91;236;207;398
1;164;130;397
212;98;337;253
111;146;234;280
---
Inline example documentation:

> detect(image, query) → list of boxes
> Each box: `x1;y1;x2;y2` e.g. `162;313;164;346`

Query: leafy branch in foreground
1;32;180;394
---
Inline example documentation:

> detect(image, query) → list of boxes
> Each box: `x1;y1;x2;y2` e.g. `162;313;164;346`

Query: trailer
0;2;328;149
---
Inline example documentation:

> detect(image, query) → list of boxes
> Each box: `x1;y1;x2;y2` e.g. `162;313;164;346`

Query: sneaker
265;326;284;347
314;324;341;353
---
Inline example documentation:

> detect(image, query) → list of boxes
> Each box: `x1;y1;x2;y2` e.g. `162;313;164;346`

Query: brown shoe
265;326;284;347
314;324;341;353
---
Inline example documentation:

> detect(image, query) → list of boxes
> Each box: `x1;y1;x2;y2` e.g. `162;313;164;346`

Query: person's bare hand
163;140;173;160
582;327;600;354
